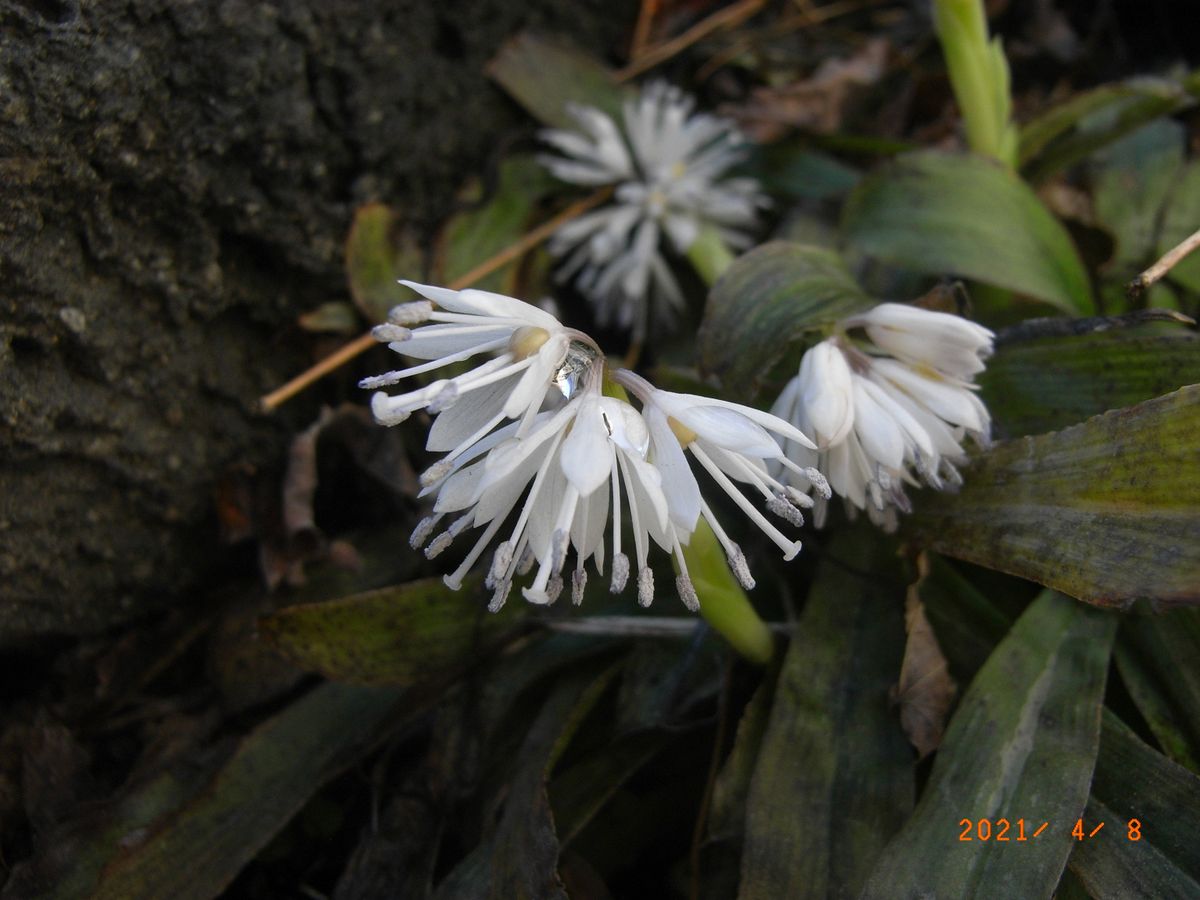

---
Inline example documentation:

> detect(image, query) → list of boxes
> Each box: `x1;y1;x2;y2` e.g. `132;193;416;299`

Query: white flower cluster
771;303;994;531
364;282;823;612
539;81;765;339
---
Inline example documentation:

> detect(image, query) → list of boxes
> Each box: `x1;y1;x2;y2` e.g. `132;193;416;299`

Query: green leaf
7;768;211;898
1069;713;1200;895
932;0;1018;166
438;157;556;294
1092;119;1185;272
87;683;403;900
1114;608;1200;772
486;32;625;129
739;528;913;899
709;676;777;842
1156;160;1200;294
345;203;425;323
918;554;1014;681
434;666;617;900
1020;72;1200;182
697;242;873;395
297;300;360;334
260;577;523;686
909;386;1200;607
980;319;1200;437
548;731;667;846
842;151;1094;313
614;640;721;734
684;517;775;664
861;591;1117;898
753;144;861;201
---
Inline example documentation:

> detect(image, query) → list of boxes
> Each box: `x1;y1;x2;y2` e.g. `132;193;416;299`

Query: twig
623;339;644;369
259;188;611;412
697;0;894;81
1128;226;1200;302
629;0;660;59
615;0;766;82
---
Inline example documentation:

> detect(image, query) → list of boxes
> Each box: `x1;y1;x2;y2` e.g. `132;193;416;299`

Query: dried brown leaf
892;556;957;759
730;39;889;142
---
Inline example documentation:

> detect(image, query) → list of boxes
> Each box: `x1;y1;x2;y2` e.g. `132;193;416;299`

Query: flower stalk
932;0;1018;168
686;223;736;286
681;518;775;665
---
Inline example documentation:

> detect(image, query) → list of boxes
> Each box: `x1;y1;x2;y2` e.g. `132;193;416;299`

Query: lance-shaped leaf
1092;119;1186;275
549;731;668;847
438;157;555;295
861;591;1117;898
1069;713;1200;894
345;203;425;323
63;683;403;900
697;242;872;395
709;676;777;842
981;320;1200;437
1114;608;1200;772
434;666;616;900
909;385;1200;607
1020;71;1200;182
1156;159;1200;294
487;32;625;129
739;528;913;899
917;553;1015;681
260;577;524;685
842;151;1094;313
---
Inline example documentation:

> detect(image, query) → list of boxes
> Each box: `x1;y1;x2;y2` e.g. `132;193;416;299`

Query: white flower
365;283;823;612
771;304;994;530
361;280;598;464
416;376;680;612
613;369;825;599
841;302;995;379
539;81;765;339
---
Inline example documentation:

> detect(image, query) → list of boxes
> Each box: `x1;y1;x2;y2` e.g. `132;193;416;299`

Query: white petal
560;394;613;496
871;358;987;432
797;340;855;447
671;405;780;458
502;334;566;419
393;324;515;360
858;376;935;461
622;453;674;548
571;480;611;565
646;406;702;532
426;371;521;452
650;387;817;451
850;376;907;470
400;280;562;331
599;397;651;457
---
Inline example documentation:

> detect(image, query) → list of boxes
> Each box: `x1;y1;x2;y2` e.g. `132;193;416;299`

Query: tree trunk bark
0;0;632;644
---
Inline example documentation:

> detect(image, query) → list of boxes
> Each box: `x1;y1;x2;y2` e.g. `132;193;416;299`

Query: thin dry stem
622;339;644;369
629;0;660;59
1128;226;1200;302
615;0;766;82
260;187;611;412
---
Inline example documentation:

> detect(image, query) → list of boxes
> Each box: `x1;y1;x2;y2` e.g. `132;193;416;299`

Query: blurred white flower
771;304;994;530
539;81;765;339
